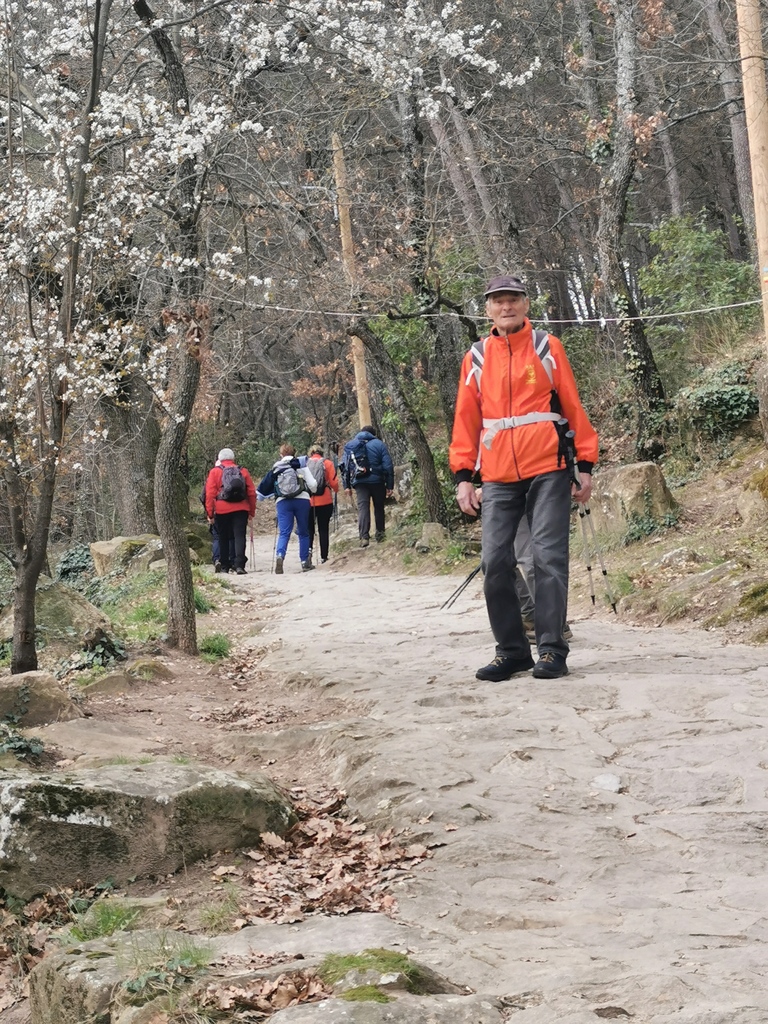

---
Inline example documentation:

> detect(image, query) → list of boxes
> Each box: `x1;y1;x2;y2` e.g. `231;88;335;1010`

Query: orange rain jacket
449;320;598;485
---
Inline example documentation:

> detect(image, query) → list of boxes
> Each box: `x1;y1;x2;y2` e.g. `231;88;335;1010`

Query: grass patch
319;948;428;993
69;901;140;942
739;581;768;618
341;985;392;1003
198;633;231;661
198;883;241;935
127;600;167;625
120;933;212;1001
194;588;214;614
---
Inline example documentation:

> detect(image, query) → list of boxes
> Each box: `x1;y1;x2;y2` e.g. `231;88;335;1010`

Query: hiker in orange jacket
307;445;340;565
449;275;597;681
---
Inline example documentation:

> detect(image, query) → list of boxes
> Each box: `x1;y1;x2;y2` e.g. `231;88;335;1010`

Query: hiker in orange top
204;447;257;575
307;445;340;565
449;275;597;681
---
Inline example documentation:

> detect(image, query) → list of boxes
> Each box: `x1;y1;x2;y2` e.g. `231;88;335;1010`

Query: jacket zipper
506;337;521;480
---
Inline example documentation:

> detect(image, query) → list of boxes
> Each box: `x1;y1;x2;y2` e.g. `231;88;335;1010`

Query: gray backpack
274;460;303;498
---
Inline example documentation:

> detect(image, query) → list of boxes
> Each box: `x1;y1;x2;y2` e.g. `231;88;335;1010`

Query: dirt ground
4;473;768;1022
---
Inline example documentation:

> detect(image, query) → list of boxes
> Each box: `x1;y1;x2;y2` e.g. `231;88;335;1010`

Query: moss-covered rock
0;763;297;899
0;671;84;727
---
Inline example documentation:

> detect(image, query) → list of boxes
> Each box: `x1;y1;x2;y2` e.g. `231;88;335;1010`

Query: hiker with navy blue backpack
342;426;394;548
204;448;257;575
256;443;317;573
449;275;597;681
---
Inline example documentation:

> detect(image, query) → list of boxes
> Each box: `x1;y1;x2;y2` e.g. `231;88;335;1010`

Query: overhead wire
252;296;761;325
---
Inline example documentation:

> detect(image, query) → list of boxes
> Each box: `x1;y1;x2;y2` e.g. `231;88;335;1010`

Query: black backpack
217;465;247;502
345;439;371;486
309;458;327;497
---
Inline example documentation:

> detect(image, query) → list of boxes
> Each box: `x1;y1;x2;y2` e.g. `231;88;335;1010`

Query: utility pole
735;0;768;346
331;132;372;428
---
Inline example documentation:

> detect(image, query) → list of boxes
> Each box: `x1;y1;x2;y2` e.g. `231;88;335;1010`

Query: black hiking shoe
360;538;370;548
375;531;385;542
301;560;315;571
476;654;535;682
214;561;223;573
274;556;284;575
235;567;246;575
533;652;569;679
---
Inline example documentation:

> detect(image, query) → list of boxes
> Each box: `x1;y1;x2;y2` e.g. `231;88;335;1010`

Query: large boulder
588;462;677;534
0;671;83;727
0;762;297;900
89;535;163;576
0;579;112;663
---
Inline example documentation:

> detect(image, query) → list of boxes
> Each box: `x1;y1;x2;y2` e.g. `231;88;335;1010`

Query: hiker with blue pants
257;443;317;573
342;426;394;547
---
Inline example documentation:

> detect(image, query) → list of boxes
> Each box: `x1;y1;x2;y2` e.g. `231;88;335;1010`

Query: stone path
235;537;768;1023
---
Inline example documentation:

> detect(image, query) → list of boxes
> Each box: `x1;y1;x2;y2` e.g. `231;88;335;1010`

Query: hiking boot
533;652;569;679
235;567;247;575
475;653;535;682
214;561;223;573
301;560;315;571
375;531;385;542
360;538;370;548
321;557;328;564
274;556;284;575
563;623;574;641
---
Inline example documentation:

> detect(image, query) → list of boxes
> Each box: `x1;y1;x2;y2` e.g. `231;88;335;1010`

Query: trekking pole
442;563;482;610
561;422;613;612
581;503;617;613
271;515;278;573
576;503;597;606
249;521;256;572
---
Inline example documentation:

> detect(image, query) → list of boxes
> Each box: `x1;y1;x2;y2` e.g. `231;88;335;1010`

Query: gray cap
484;274;527;297
218;447;235;461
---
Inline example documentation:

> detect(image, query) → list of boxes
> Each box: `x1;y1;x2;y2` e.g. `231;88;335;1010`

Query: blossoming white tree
1;0;537;669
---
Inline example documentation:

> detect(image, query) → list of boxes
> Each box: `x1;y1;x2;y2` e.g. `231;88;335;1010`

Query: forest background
2;0;767;670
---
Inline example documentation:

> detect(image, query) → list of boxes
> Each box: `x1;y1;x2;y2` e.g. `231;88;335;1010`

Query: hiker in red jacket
204;447;256;574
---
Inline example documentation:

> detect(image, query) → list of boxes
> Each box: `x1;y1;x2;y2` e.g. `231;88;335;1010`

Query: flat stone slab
25;718;168;762
0;762;296;899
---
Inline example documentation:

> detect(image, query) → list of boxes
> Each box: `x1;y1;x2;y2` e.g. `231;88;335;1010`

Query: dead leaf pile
0;886;97;1011
221;789;430;924
200;969;331;1015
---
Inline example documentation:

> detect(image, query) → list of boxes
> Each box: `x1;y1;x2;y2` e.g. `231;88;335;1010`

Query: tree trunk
103;376;160;535
595;0;665;457
355;321;449;526
705;0;755;254
641;65;684;217
6;0;112;672
135;0;202;653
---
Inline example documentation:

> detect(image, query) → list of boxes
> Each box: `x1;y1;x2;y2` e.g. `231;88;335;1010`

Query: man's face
486;291;529;334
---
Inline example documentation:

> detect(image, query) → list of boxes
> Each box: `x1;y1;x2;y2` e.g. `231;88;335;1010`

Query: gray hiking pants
482;470;571;659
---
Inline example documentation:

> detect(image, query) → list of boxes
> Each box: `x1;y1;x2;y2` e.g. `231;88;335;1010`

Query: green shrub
674;361;758;440
199;633;231;660
639;214;759;363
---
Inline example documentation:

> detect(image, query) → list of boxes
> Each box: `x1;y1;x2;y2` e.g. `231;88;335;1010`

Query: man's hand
572;472;592;505
456;480;481;517
386;489;394;499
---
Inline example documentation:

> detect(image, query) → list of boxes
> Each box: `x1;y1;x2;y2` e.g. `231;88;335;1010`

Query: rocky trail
4;531;768;1022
